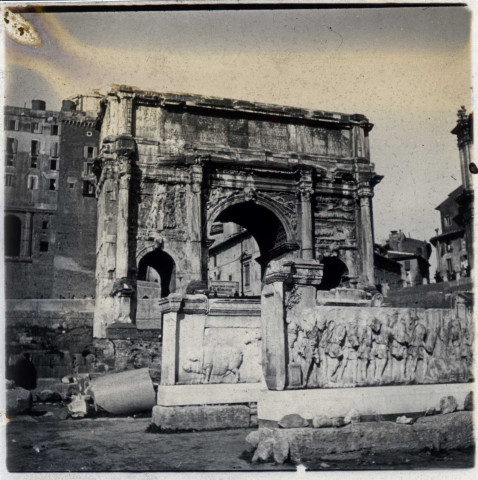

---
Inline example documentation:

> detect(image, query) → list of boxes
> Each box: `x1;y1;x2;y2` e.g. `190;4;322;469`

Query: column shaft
21;212;32;257
189;163;203;282
359;191;375;287
115;174;130;278
300;191;314;260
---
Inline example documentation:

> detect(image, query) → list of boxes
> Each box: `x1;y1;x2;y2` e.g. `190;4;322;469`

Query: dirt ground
5;406;475;472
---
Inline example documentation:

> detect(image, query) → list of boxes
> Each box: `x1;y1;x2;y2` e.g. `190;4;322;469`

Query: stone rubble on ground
67;394;88;418
252;438;274;463
425;406;438;416
464;391;473;411
396;415;414;425
36;389;63;403
312;415;333;428
249;411;473;465
245;430;260;449
344;408;361;424
6;387;32;416
272;433;290;464
439;395;458;415
331;417;345;428
278;414;309;428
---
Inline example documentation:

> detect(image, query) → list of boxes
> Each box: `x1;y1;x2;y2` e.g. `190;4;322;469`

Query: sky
4;6;472;273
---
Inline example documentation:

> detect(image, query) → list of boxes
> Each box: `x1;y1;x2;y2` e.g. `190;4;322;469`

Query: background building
430;107;473;282
4;96;101;298
374;230;431;294
208;223;261;296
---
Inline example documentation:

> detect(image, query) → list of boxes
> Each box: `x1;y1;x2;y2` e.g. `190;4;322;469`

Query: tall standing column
299;169;314;260
21;211;32;257
358;183;375;288
188;161;204;283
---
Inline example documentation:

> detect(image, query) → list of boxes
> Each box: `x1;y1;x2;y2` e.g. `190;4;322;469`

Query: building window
39;241;49;252
51;124;59;135
42;221;48;229
244;263;251;286
212;254;217;267
444;215;452;227
84;146;96;159
404;260;411;271
7;118;18;131
446;241;452;253
83;181;95;196
27;175;38;190
4;215;22;257
50;159;57;170
5;174;14;187
69;181;75;189
50;142;59;157
49;179;57;191
31;122;42;134
31;140;40;167
86;131;93;137
6;137;17;166
86;162;94;175
446;258;453;272
228;274;233;281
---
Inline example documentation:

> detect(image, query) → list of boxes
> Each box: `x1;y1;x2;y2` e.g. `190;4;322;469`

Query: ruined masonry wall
6;300;162;382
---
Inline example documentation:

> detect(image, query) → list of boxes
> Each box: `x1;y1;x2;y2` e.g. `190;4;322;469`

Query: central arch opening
208;201;289;297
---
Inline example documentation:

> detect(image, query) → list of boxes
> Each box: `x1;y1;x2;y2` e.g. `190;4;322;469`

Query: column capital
357;182;374;199
190;162;204;193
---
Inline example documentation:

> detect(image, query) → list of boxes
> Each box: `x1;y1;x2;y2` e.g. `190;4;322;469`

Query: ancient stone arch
92;85;382;338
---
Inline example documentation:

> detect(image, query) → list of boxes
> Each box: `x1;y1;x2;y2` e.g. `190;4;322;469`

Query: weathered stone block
272;432;290;464
151;404;251;431
245;430;260;449
252;438;274;463
252;412;473;465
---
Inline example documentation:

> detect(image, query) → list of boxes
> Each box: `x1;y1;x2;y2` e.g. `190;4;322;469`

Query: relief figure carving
182;344;243;383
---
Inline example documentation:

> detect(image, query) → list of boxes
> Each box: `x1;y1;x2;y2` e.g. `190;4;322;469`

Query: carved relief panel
286;306;473;389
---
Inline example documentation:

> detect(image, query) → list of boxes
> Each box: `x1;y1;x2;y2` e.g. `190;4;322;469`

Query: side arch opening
5;215;22;257
317;256;349;290
137;249;176;298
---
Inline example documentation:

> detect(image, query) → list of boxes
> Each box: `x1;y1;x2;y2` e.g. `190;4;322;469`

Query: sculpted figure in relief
183;344;243;383
335;323;360;384
389;311;410;382
405;320;433;383
322;320;347;383
356;310;374;383
371;317;390;383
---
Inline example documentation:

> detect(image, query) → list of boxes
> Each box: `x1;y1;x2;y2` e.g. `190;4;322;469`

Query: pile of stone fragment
246;392;474;465
6;368;157;419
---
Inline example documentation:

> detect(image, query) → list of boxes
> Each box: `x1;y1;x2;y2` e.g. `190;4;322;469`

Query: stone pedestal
261;259;323;391
159;294;183;386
